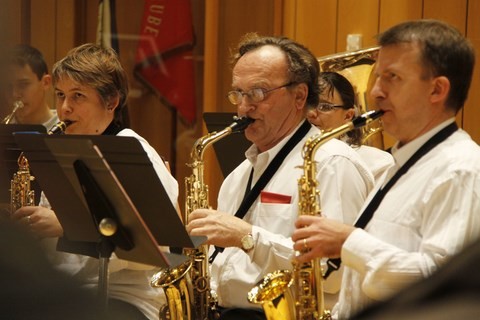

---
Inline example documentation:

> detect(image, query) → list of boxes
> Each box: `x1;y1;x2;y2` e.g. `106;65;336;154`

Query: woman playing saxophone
11;43;178;320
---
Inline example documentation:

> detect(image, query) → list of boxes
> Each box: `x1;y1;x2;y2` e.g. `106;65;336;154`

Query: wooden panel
31;0;56;69
295;0;337;56
55;0;77;58
379;0;422;31
337;0;380;52
30;0;56;109
283;0;298;39
465;0;480;144
1;0;23;45
423;0;467;32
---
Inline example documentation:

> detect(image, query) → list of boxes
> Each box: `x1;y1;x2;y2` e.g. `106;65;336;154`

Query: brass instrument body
318;46;383;148
10;155;35;213
152;116;253;320
9;120;71;214
248;111;384;319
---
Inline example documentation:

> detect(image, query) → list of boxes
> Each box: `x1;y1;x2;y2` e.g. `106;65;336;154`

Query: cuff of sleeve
341;228;371;275
248;225;260;259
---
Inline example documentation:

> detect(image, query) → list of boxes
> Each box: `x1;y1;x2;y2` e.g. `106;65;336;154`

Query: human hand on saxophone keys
291;215;356;263
11;206;64;238
187;208;252;248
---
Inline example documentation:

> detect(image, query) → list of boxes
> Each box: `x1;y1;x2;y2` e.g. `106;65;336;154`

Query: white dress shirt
335;119;480;319
353;145;394;182
210;121;374;309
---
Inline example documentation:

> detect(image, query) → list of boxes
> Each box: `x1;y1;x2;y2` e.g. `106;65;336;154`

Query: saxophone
2;100;24;124
9;120;72;213
151;115;253;320
247;110;384;320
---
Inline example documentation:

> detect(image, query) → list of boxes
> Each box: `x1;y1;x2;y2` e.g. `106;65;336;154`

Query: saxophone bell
2;100;24;124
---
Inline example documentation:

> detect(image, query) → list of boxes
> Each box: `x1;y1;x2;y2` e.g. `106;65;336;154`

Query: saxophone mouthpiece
352;110;384;128
48;120;73;135
13;100;24;109
230;116;254;133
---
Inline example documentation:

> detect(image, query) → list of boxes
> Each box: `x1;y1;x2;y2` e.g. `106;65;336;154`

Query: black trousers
218;307;266;320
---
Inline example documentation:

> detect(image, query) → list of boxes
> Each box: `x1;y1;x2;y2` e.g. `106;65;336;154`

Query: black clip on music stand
14;134;203;311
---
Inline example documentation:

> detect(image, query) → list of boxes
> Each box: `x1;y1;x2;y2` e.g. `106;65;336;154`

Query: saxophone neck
303;109;384;160
189;116;253;163
190;127;232;163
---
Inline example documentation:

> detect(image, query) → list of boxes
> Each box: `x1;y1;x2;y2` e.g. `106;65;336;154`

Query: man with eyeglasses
307;72;393;182
186;33;374;319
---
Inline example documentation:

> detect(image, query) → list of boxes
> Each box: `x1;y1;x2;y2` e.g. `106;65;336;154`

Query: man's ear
294;83;308;110
430;76;450;105
41;74;52;88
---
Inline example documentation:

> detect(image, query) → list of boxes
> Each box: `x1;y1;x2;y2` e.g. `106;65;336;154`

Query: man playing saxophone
186;33;375;319
292;19;480;319
11;44;178;320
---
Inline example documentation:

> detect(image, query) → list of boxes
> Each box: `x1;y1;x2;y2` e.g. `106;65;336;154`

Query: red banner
134;0;196;125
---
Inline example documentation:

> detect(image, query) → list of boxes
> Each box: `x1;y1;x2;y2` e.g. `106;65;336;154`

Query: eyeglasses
316;103;346;112
227;82;295;105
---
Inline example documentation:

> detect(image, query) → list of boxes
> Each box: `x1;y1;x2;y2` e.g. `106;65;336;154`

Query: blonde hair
52;43;129;123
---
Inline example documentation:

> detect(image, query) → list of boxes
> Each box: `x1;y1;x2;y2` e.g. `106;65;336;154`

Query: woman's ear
107;96;120;111
344;108;355;121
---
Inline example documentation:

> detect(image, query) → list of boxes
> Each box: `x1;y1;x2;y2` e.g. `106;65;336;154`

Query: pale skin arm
291;215;356;263
11;206;64;239
186;208;252;248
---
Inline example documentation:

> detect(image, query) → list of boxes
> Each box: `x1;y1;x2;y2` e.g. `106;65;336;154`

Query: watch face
242;234;254;250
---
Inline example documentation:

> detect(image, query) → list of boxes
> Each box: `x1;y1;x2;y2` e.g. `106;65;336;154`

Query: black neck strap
209;120;312;263
324;122;458;278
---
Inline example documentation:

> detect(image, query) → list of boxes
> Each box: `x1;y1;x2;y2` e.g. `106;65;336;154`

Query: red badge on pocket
260;191;292;204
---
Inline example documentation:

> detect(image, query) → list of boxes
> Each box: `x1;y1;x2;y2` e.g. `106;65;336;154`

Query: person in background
292;19;480;319
1;44;58;128
306;71;394;181
11;43;178;320
186;33;375;319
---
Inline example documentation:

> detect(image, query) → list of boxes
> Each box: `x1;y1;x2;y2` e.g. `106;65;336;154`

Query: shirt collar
390;118;456;167
245;120;306;167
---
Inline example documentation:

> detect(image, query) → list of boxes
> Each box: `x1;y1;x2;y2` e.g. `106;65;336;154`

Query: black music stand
0;124;46;209
203;112;251;178
14;133;205;309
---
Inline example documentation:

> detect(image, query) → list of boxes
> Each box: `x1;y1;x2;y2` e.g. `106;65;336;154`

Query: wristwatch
241;233;254;252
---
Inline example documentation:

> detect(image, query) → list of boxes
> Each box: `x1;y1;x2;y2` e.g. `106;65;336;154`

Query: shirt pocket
256;201;297;236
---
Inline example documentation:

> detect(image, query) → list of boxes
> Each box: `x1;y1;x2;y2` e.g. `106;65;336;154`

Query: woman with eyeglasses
307;72;394;181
